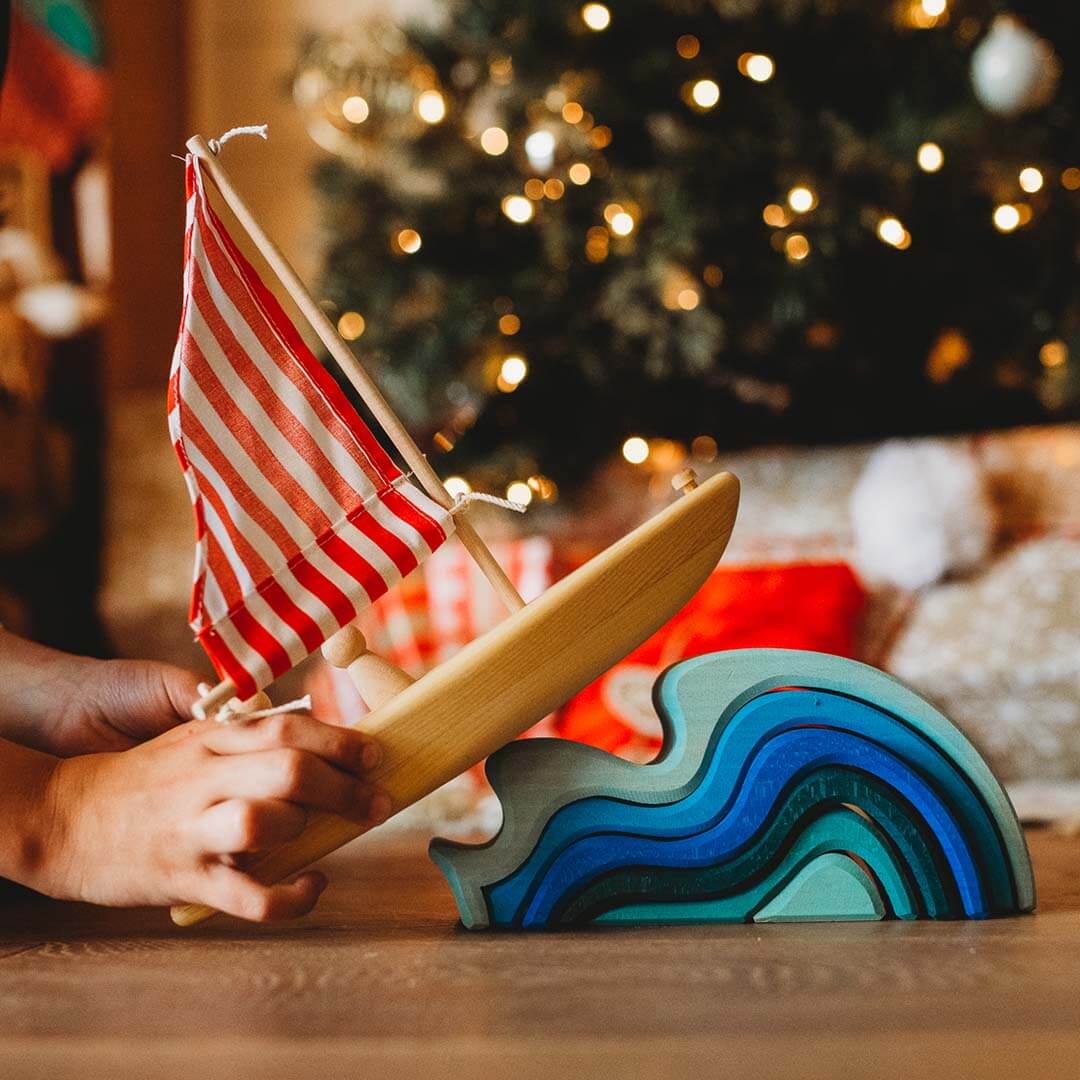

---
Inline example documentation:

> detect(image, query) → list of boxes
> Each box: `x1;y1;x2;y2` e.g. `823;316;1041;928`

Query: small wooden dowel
184;135;524;618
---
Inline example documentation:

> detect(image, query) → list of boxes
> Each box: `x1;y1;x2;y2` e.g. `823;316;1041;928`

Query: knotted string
195;685;312;725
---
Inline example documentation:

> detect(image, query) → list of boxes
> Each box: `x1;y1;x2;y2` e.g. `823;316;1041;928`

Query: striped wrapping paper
168;155;453;698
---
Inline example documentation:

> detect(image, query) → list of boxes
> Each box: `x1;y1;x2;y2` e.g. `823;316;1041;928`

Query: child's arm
0;628;202;755
0;713;389;921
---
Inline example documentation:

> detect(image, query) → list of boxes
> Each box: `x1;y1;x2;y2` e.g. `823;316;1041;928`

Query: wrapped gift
888;537;1080;784
556;561;867;761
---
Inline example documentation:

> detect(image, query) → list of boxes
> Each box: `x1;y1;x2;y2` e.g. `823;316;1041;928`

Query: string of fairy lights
302;0;1076;506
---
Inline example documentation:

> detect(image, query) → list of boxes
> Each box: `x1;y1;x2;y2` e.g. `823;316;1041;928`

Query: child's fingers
204;748;390;824
200;713;381;776
193;864;327;922
193;798;308;853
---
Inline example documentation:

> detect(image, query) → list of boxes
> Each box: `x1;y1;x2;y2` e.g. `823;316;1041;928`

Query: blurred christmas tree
295;1;1080;501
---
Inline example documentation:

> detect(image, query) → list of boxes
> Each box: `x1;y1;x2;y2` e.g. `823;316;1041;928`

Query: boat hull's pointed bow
171;471;740;926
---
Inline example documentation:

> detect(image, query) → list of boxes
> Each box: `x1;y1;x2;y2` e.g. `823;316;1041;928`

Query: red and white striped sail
168;155;453;699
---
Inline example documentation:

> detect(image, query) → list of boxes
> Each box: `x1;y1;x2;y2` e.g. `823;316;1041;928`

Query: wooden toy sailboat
167;130;740;927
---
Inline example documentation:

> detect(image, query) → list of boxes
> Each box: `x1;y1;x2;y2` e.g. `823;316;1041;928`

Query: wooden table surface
2;827;1078;1080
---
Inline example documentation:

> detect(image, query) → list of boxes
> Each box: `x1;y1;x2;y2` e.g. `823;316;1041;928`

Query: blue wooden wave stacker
431;649;1035;929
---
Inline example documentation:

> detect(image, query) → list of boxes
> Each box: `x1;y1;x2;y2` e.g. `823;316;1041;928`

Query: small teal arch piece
753;853;886;923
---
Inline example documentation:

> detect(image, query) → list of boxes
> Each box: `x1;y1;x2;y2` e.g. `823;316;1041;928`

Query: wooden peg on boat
672;468;699;496
232;691;273;714
321;623;415;712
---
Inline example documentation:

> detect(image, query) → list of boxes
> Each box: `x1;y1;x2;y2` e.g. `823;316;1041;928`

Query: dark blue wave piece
549;765;951;926
540;751;972;928
430;650;1035;930
593;807;914;924
486;695;1002;925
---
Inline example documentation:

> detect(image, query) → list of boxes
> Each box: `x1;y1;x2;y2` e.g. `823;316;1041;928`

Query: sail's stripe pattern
169;156;453;698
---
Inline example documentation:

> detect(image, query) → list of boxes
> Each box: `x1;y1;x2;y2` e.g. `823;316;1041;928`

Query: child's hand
46;657;204;756
31;712;388;920
0;631;202;756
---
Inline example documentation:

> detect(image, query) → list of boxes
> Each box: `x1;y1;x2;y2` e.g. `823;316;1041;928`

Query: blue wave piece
430;649;1034;929
516;726;979;926
488;694;1003;924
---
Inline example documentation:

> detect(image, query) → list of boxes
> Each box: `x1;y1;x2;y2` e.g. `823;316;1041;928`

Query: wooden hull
171;471;740;926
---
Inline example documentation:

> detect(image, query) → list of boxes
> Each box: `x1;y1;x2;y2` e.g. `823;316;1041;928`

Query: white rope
228;694;313;724
208;124;269;155
194;683;313;725
450;491;528;515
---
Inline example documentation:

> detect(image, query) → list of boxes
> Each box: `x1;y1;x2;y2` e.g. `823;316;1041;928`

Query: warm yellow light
528;475;559;501
337;311;365;340
692;435;718;462
568;162;592;185
444;476;472;498
524;129;557;169
506;481;534;506
677;288;700;311
691;79;721;109
787;186;816;213
585;240;608;263
763;203;791;227
396;228;422;254
498;313;521;335
415;89;446;124
502;195;535;223
480;126;509;155
499;355;528;387
589;125;613;149
1062;168;1080;191
703;264;723;287
609;211;635;237
622;436;649;464
784;233;810;261
1040;340;1068;368
993;204;1021;232
877;217;907;247
524;178;546;200
926;329;971;383
745;54;775;82
676;35;700;60
1019;166;1044;193
342;95;370;124
562;101;585;124
544;178;565;200
917;142;944;172
581;3;611;31
921;0;947;16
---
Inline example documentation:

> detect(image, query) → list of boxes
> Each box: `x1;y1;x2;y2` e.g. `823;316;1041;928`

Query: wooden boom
171;471;740;926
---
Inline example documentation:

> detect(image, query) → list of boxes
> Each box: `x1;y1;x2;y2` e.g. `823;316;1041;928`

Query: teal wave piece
430;649;1034;930
594;808;911;924
753;853;886;923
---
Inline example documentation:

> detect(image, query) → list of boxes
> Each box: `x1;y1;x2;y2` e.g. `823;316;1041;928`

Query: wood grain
1;829;1078;1079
